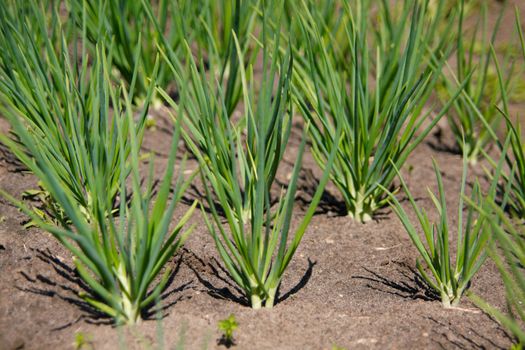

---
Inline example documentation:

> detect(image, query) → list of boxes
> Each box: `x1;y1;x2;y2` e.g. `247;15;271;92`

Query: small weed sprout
218;314;238;347
73;332;93;350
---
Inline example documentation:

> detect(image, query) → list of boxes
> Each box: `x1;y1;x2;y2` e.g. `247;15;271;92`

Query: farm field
1;1;525;349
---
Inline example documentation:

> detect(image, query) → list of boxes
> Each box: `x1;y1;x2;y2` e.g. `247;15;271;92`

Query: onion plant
2;0;67;50
294;0;463;222
499;115;525;218
283;0;348;69
193;0;260;116
142;0;260;117
161;4;339;308
438;0;512;165
503;8;525;218
0;39;196;324
66;0;193;100
385;151;502;308
469;200;525;349
483;8;525;218
0;3;155;224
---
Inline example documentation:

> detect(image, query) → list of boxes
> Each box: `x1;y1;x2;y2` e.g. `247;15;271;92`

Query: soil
1;2;524;349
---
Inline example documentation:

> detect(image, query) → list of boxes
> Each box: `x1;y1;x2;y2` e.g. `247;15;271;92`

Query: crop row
0;0;524;347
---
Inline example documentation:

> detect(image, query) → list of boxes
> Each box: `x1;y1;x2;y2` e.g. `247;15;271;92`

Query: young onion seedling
1;55;196;324
294;0;462;222
468;200;525;349
161;3;339;308
0;4;155;225
438;0;512;165
66;0;193;100
385;151;500;308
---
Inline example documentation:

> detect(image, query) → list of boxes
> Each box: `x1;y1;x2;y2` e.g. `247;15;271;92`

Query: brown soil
1;2;524;349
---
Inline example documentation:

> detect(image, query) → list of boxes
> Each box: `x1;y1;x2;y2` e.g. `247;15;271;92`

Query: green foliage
294;0;461;222
73;332;93;350
0;4;156;223
65;0;262;111
218;314;238;345
471;21;525;347
161;2;339;309
65;0;193;98
469;200;525;348
0;7;195;324
21;183;68;228
142;0;260;117
192;0;260;116
2;91;196;324
438;0;512;164
386;152;499;307
485;7;525;218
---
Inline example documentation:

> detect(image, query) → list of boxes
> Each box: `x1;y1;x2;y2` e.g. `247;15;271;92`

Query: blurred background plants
469;201;525;349
0;2;156;224
64;0;259;112
66;0;190;101
437;0;515;165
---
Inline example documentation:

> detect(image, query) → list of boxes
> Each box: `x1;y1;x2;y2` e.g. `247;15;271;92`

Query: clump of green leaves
469;161;525;349
386;152;498;307
482;7;525;219
0;3;157;224
0;8;195;324
218;314;238;347
294;0;461;222
438;0;512;165
66;0;192;99
469;200;525;349
2;83;196;324
162;2;339;309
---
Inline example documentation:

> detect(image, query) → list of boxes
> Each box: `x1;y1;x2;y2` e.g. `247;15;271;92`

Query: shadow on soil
427;316;508;350
0;143;27;173
352;262;439;302
217;335;236;349
426;127;462;157
289;167;347;217
184;248;316;307
15;248;192;330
